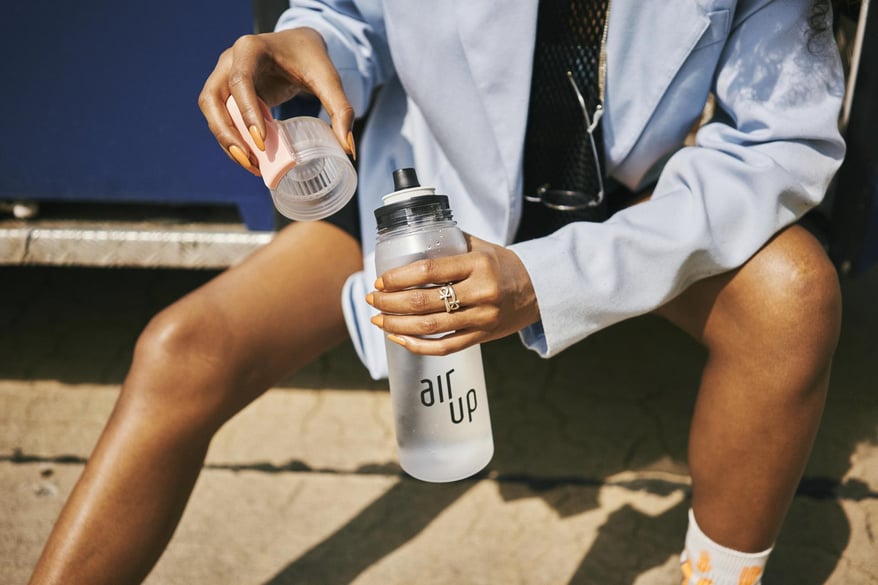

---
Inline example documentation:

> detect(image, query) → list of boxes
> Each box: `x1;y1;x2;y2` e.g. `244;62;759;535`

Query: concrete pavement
1;264;876;584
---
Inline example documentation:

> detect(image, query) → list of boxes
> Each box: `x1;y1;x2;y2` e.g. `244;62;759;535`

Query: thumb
300;47;356;156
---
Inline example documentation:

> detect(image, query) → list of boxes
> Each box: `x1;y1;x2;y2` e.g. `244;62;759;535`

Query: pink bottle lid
225;96;296;189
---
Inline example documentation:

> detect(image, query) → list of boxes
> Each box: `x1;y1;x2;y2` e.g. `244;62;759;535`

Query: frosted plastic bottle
374;168;494;482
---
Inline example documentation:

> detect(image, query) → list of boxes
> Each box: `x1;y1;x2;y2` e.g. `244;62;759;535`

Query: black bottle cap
392;168;420;191
375;194;451;231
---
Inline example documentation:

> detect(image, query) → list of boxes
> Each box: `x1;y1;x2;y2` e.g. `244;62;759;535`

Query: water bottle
374;168;494;483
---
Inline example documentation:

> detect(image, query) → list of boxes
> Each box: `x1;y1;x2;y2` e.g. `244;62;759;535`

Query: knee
754;231;840;339
121;298;241;426
724;226;842;369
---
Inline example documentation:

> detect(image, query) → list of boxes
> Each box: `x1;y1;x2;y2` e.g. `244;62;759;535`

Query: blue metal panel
0;1;275;230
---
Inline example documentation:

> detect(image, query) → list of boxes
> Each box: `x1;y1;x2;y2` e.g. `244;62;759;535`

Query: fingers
384;329;485;357
366;281;484;338
226;36;271;154
368;283;466;316
198;28;356;176
370;303;498;338
368;241;541;356
289;40;356;156
370;253;501;318
375;255;478;293
199;43;262;176
266;28;355;153
367;252;503;355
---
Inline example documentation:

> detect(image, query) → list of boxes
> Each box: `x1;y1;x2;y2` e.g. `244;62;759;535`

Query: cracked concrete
1;265;877;584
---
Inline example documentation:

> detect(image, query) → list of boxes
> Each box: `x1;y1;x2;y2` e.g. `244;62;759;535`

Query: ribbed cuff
681;508;773;585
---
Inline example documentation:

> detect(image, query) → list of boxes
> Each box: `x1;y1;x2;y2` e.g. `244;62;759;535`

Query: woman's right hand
198;28;355;176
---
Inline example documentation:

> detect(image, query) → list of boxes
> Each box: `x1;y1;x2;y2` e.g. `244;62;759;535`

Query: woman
29;1;846;584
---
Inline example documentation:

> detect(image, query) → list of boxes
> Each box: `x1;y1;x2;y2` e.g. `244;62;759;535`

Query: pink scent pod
226;96;357;221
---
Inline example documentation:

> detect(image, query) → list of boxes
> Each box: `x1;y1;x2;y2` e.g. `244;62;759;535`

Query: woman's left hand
366;235;540;355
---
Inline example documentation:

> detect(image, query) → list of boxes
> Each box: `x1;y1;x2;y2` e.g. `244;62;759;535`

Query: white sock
680;508;773;585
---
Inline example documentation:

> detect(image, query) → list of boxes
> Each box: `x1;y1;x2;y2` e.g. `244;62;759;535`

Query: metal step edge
0;226;274;269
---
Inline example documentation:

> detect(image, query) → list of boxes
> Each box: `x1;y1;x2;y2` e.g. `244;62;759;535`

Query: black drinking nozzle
392;168;420;191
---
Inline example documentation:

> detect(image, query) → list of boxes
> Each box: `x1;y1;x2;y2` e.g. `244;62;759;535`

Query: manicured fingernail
370;314;384;328
365;293;375;306
347;131;357;161
374;277;384;290
249;125;265;151
228;144;251;168
387;334;407;347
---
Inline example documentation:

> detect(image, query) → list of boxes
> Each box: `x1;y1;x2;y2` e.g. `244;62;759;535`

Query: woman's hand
367;235;541;355
198;28;355;176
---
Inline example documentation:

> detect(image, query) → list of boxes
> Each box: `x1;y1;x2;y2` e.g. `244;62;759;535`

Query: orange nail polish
374;277;385;290
388;334;407;347
370;314;384;328
228;145;251;169
365;293;375;305
249;125;265;151
347;131;357;161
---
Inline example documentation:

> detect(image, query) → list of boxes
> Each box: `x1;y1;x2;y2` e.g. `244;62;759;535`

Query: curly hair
810;0;861;34
810;0;834;35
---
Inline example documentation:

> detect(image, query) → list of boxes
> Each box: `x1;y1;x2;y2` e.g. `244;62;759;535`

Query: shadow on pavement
263;479;473;585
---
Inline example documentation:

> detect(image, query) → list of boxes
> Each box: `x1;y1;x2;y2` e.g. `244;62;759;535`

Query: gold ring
438;283;461;313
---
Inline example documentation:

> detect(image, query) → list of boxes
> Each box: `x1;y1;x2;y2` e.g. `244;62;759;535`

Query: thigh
151;220;363;398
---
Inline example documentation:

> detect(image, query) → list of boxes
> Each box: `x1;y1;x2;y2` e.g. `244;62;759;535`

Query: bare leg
28;221;363;585
655;224;842;552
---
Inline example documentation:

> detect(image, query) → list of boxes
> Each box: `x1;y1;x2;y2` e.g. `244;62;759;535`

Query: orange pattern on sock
681;559;693;585
696;551;712;573
738;566;763;585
